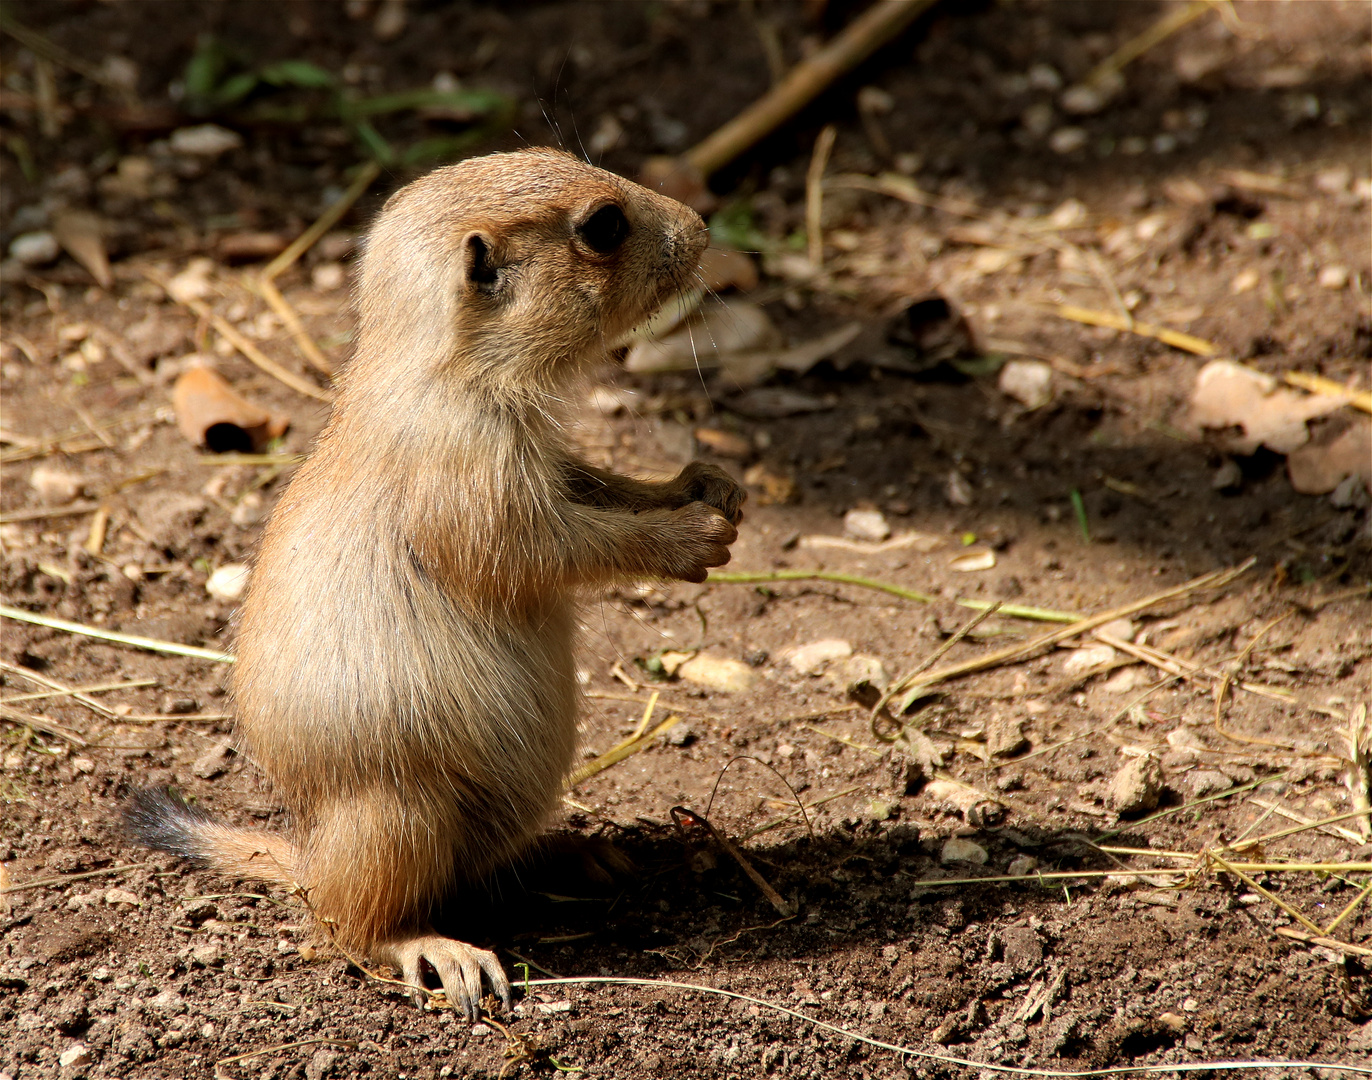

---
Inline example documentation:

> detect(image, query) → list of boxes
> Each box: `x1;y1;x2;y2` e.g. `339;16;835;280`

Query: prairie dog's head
353;148;707;394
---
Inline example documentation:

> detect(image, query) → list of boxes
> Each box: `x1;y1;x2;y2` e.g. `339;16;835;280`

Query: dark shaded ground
2;2;1370;1078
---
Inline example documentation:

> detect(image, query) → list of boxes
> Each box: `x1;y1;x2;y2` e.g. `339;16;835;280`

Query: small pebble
311;262;345;291
1059;84;1107;115
1108;755;1163;815
675;653;756;693
29;464;83;504
58;1044;91;1068
1061;644;1115;678
206;563;250;602
998;360;1054;409
843;508;891;541
782;638;853;676
1007;855;1038;877
693;427;753;459
1048;127;1087;154
70;757;95;774
193;738;235;779
105;888;142;907
1101;667;1147;695
1318;264;1349;290
230;492;266;527
8;231;60;266
941;838;989;865
1211;459;1243;491
150;990;186;1015
169;123;243;156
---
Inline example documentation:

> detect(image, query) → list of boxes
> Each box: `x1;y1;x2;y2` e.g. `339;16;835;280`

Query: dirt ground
2;2;1371;1078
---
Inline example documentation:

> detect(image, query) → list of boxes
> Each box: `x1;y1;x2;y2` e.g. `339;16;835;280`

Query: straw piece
1055;303;1217;357
0;604;236;664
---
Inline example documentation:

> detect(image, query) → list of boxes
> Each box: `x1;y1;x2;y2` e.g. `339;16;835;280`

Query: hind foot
374;933;511;1020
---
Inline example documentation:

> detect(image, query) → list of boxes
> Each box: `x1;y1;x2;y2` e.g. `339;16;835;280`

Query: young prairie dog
126;148;744;1018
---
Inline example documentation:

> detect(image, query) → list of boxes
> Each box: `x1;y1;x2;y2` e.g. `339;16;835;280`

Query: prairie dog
127;148;745;1018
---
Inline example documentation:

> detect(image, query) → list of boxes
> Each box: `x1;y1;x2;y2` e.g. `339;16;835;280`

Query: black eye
578;204;630;254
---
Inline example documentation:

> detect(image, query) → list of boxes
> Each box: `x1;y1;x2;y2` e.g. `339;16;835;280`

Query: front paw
667;502;739;583
672;461;746;524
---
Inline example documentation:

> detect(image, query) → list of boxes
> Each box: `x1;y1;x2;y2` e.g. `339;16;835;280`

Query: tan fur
185;149;743;1009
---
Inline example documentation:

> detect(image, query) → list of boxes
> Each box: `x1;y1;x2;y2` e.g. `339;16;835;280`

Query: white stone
150;990;186;1014
843;508;891;541
1108;756;1163;814
1318;265;1349;290
29;464;83;504
998;362;1048;414
1061;644;1116;678
675;653;756;693
1101;667;1147;695
205;563;250;602
1049;127;1087;154
58;1044;91;1068
8;231;59;266
170;124;243;156
781;638;853;675
166;257;216;303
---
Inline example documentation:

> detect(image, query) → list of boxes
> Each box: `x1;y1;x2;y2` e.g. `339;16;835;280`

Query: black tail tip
123;787;213;862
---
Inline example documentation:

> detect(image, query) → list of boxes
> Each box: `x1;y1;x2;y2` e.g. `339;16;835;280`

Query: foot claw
376;934;511;1020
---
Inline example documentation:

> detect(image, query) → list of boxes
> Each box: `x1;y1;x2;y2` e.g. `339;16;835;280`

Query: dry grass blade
566;715;680;788
1094;632;1302;713
682;0;935;178
526;975;1372;1077
1284;371;1372;414
1207;851;1325;936
805;124;837;267
743;784;862;841
1082;0;1217;88
0;604;237;664
1344;702;1371;838
894;561;1252;696
0;678;157;706
707;569;1077;622
1324;881;1372;937
671;806;794;917
0;705;86;746
2;862;147;895
1273;928;1372;958
1241;804;1368;848
1212;612;1295;748
0;500;103;524
142;270;333;403
214;1038;360;1080
1054;304;1217;356
877;601;1002;717
1;660;123;720
257;160;382;375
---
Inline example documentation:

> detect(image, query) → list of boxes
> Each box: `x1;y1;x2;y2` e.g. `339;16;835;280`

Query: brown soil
2;3;1370;1078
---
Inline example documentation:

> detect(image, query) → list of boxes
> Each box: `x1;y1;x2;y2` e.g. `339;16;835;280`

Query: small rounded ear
459;230;499;291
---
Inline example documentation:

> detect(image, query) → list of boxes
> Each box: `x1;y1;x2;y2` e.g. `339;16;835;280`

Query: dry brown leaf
172;365;290;453
624;298;779;374
1190;359;1346;454
50;209;112;288
1285;418;1372;495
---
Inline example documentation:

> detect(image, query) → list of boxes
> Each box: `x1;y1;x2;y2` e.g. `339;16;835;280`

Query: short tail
123;787;297;886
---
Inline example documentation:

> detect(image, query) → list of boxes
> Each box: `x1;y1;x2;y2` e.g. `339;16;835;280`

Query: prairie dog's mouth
611;285;705;352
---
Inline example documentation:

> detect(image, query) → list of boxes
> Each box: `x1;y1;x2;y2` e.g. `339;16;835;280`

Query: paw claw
375;934;510;1020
